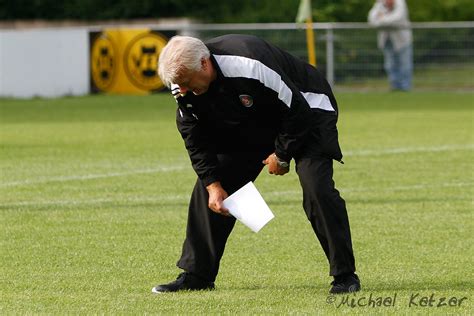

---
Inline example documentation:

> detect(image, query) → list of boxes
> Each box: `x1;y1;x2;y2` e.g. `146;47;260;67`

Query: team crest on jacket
239;94;254;107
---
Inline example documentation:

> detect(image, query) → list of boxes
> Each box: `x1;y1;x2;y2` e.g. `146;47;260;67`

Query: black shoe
329;273;361;294
151;272;215;293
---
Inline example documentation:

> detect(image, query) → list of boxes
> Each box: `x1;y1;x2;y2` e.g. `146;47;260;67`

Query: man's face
384;0;395;10
175;58;214;95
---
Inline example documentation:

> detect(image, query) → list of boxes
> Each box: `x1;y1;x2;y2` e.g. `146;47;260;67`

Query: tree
0;0;472;22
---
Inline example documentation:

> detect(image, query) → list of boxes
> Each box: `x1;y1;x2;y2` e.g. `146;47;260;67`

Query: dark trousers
177;152;356;282
295;157;355;276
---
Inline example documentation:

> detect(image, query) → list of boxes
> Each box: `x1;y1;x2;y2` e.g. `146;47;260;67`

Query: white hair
158;36;210;88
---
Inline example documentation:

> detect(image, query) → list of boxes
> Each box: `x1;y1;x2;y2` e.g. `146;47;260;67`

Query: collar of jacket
206;54;228;94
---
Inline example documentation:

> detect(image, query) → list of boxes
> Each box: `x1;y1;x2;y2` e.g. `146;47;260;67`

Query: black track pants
177;153;356;281
177;152;268;282
296;156;356;276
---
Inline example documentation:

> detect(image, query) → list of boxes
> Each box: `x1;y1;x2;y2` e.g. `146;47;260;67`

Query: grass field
1;91;473;314
337;64;474;92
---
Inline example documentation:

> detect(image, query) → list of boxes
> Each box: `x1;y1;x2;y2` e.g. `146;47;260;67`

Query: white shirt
368;0;413;51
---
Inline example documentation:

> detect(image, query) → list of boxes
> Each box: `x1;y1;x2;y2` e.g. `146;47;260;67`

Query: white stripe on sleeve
300;92;335;112
214;54;292;108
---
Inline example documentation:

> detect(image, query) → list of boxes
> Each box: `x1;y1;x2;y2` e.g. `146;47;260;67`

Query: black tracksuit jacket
172;34;342;187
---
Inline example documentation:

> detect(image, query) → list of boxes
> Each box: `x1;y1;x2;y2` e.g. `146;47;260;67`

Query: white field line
1;182;472;208
0;195;190;208
263;181;474;196
343;144;474;157
0;165;188;188
1;144;473;189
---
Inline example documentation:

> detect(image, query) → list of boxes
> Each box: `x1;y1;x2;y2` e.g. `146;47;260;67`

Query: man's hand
263;153;290;176
206;182;230;216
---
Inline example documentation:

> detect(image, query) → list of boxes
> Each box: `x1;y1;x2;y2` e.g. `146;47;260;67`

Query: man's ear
201;58;207;70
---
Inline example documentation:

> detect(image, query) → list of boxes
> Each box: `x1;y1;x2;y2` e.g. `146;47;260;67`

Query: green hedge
1;0;473;22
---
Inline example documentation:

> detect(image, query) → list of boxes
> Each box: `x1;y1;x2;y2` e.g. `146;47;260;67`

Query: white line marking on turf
344;144;474;156
0;165;188;188
0;195;190;208
1;144;472;188
264;181;474;196
1;182;472;208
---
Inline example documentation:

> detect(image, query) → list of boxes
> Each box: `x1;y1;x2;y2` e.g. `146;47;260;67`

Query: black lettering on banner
123;32;168;92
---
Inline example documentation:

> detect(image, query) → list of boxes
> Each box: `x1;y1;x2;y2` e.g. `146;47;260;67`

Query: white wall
0;28;90;98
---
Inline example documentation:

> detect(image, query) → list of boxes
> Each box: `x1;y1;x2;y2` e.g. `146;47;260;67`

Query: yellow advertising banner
90;29;169;94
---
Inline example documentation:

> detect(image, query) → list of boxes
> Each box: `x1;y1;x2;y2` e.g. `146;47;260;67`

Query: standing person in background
368;0;413;91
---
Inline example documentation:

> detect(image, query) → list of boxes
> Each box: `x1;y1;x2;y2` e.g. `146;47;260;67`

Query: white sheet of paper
222;182;274;233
